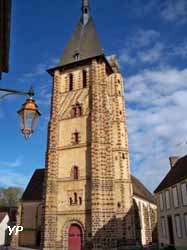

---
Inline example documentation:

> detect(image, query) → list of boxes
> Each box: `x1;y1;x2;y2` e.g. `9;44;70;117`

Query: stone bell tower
42;1;135;250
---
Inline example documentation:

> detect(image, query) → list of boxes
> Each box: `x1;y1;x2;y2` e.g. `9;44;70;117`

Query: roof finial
82;0;90;25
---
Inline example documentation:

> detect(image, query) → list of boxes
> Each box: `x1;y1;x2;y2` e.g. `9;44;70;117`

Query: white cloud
19;57;59;81
119;29;165;66
119;28;186;67
172;40;187;58
138;42;164;63
0;171;29;188
36;84;51;106
126;67;187;191
0;156;23;168
119;49;137;65
130;30;160;48
22;63;47;78
160;0;187;24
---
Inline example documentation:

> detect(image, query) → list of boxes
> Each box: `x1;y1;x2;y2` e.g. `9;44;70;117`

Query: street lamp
0;87;41;139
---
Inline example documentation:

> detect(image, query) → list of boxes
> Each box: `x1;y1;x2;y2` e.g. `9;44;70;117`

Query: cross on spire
82;0;90;25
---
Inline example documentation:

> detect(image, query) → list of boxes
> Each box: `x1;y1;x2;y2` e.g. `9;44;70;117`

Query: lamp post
0;87;41;139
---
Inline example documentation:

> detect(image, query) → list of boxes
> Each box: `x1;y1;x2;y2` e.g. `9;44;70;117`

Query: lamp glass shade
17;98;41;139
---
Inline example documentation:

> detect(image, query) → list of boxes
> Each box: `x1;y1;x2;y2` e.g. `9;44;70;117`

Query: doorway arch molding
62;219;84;250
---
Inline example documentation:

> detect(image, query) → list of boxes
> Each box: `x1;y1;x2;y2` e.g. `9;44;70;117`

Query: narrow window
83;70;87;88
71;129;81;145
72;107;77;117
73;166;79;180
161;217;166;237
122;153;125;159
159;193;164;211
184;214;187;236
70;197;73;205
175;215;182;238
74;193;78;204
79;197;82;205
72;131;80;144
72;104;82;118
165;190;170;209
117;202;121;208
172;187;179;208
181;183;187;206
69;74;73;91
77;105;82;116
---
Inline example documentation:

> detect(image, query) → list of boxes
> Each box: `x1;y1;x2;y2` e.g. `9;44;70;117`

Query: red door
68;224;82;250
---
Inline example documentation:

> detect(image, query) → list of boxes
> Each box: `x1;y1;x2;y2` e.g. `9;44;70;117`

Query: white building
0;212;9;246
132;176;157;247
155;155;187;250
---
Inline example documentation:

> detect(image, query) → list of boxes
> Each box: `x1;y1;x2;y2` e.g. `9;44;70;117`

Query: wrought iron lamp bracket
0;87;34;100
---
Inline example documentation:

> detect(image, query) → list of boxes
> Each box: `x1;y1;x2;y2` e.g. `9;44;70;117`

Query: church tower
42;1;135;249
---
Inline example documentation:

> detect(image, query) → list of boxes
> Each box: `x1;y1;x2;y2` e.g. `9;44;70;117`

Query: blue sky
0;0;187;191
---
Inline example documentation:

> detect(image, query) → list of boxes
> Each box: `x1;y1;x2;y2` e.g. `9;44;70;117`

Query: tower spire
82;0;90;25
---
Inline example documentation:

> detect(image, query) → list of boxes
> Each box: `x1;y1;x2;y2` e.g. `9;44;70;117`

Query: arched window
74;193;78;204
79;197;82;205
72;106;77;117
75;132;79;144
77;105;82;116
73;166;79;180
69;74;73;91
72;104;82;118
117;202;121;208
72;131;80;144
83;70;87;88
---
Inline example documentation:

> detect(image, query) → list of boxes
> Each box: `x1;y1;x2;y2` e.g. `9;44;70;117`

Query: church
12;1;157;249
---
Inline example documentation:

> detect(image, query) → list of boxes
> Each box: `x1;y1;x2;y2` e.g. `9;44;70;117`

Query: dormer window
74;52;80;61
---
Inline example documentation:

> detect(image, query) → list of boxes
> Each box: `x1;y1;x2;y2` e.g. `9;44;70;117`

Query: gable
154;155;187;193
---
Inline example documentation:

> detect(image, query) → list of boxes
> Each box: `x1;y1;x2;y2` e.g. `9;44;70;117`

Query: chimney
169;156;179;168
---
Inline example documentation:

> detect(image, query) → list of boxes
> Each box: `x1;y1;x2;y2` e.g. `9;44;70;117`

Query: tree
0;187;23;207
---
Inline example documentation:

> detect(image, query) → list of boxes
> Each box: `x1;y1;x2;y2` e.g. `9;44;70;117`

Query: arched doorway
68;224;82;250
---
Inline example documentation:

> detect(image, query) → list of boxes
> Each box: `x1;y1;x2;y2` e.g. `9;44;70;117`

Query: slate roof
154;155;187;193
0;207;17;222
21;169;45;201
58;17;103;67
22;169;156;204
0;212;7;223
131;175;156;204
